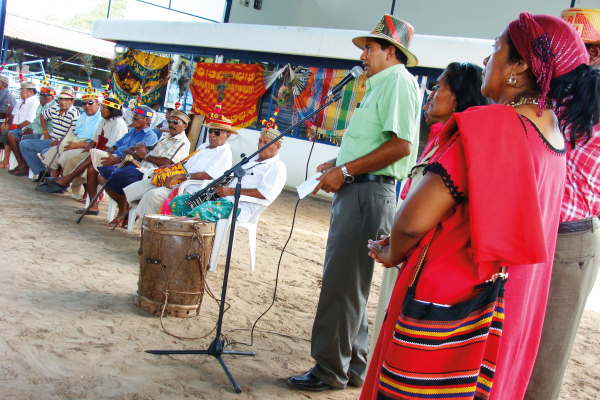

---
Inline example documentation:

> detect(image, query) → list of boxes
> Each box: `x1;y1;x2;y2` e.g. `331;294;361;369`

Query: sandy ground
0;171;599;400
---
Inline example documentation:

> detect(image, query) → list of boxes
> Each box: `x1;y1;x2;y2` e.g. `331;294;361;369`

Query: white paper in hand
296;173;322;199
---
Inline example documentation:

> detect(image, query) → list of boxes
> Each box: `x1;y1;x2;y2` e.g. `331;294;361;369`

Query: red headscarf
508;13;589;115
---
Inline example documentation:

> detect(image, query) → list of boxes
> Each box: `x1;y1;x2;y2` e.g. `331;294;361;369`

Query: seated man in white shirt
0;82;40;173
134;115;235;226
170;122;287;224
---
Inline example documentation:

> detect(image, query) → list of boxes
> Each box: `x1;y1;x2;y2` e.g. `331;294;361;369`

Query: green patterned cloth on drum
169;194;238;222
169;194;193;216
189;200;239;222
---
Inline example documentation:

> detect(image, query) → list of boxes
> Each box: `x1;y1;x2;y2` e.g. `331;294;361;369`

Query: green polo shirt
336;63;420;181
29;100;56;135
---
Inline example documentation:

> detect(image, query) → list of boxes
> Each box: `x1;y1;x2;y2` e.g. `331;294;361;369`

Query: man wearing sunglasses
120;110;193;218
133;114;235;222
14;86;78;177
39;91;102;178
99;106;189;228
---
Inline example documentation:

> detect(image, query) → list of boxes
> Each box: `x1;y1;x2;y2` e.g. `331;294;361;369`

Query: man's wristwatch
340;163;354;183
185;172;191;180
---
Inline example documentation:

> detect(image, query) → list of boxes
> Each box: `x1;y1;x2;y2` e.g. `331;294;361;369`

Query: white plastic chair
210;196;270;272
180;180;265;271
125;169;155;232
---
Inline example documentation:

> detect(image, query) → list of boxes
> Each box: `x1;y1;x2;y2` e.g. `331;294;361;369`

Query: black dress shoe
287;372;333;392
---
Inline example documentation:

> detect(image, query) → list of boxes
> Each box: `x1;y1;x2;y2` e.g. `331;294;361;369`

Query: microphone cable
224;97;326;348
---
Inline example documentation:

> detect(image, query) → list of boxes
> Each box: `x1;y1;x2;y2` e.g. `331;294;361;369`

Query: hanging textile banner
189;63;280;129
292;67;367;145
112;49;171;106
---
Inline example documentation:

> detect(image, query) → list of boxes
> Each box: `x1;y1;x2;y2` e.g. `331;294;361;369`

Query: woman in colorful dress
362;13;600;400
369;61;489;362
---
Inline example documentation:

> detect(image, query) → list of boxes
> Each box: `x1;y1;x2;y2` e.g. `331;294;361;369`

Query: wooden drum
135;215;215;318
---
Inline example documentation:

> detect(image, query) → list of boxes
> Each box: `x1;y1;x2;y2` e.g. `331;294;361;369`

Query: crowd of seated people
0;79;288;232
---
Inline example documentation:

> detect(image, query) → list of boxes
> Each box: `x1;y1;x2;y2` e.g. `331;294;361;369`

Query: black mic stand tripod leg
147;165;254;394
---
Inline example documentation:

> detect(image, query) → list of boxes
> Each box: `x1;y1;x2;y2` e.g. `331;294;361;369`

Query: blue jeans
20;139;53;174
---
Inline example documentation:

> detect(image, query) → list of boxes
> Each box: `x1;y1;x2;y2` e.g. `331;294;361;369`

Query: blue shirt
74;109;103;140
113;127;158;156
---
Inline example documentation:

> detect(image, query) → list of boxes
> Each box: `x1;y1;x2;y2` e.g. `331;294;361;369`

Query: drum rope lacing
155;224;228;341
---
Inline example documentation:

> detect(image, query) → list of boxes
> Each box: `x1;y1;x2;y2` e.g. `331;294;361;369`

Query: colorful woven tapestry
294;71;430;145
292;67;367;145
112;49;171;106
190;63;277;128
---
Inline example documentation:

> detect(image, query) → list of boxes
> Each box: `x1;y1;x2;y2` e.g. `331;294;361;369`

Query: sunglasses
40;93;52;97
167;119;182;126
82;100;96;105
209;129;222;137
132;115;141;121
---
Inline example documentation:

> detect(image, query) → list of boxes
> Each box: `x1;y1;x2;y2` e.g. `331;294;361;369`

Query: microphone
326;66;364;97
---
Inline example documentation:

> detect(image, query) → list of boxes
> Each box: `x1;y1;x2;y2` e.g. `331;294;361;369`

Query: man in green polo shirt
288;15;420;392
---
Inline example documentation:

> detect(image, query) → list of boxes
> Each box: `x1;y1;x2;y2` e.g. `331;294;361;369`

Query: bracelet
42;130;48;134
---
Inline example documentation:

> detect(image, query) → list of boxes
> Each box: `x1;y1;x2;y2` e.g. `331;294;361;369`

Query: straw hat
171;110;191;124
202;103;238;134
560;8;600;44
21;82;36;90
203;116;238;134
352;14;418;67
260;107;283;143
57;86;75;99
0;75;9;85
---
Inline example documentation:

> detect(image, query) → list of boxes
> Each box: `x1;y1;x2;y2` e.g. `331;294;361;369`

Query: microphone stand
146;92;343;393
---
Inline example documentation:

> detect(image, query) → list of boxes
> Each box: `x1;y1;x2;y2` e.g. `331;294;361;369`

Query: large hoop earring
508;73;517;86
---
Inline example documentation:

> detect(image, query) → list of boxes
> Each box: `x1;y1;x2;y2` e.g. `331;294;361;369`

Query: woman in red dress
362;13;600;400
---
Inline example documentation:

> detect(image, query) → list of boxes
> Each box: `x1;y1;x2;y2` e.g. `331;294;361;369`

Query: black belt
352;174;395;185
558;217;600;234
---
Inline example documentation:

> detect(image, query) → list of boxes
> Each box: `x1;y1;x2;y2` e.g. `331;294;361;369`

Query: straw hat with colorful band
171;110;190;124
560;8;600;44
260;107;283;142
102;98;122;110
133;105;154;118
58;86;75;99
352;14;418;67
203;116;238;134
21;82;36;90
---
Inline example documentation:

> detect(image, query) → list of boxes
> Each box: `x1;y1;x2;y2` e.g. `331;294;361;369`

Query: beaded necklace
507;97;555;109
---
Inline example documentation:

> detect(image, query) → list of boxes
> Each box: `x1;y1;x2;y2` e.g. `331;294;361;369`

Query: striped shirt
41;104;79;139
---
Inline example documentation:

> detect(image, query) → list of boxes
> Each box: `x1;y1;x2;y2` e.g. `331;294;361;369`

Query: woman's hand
367;235;395;268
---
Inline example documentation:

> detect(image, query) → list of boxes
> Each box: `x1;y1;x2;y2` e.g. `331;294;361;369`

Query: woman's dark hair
505;33;600;148
105;97;123;118
373;38;409;65
444;62;490;112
